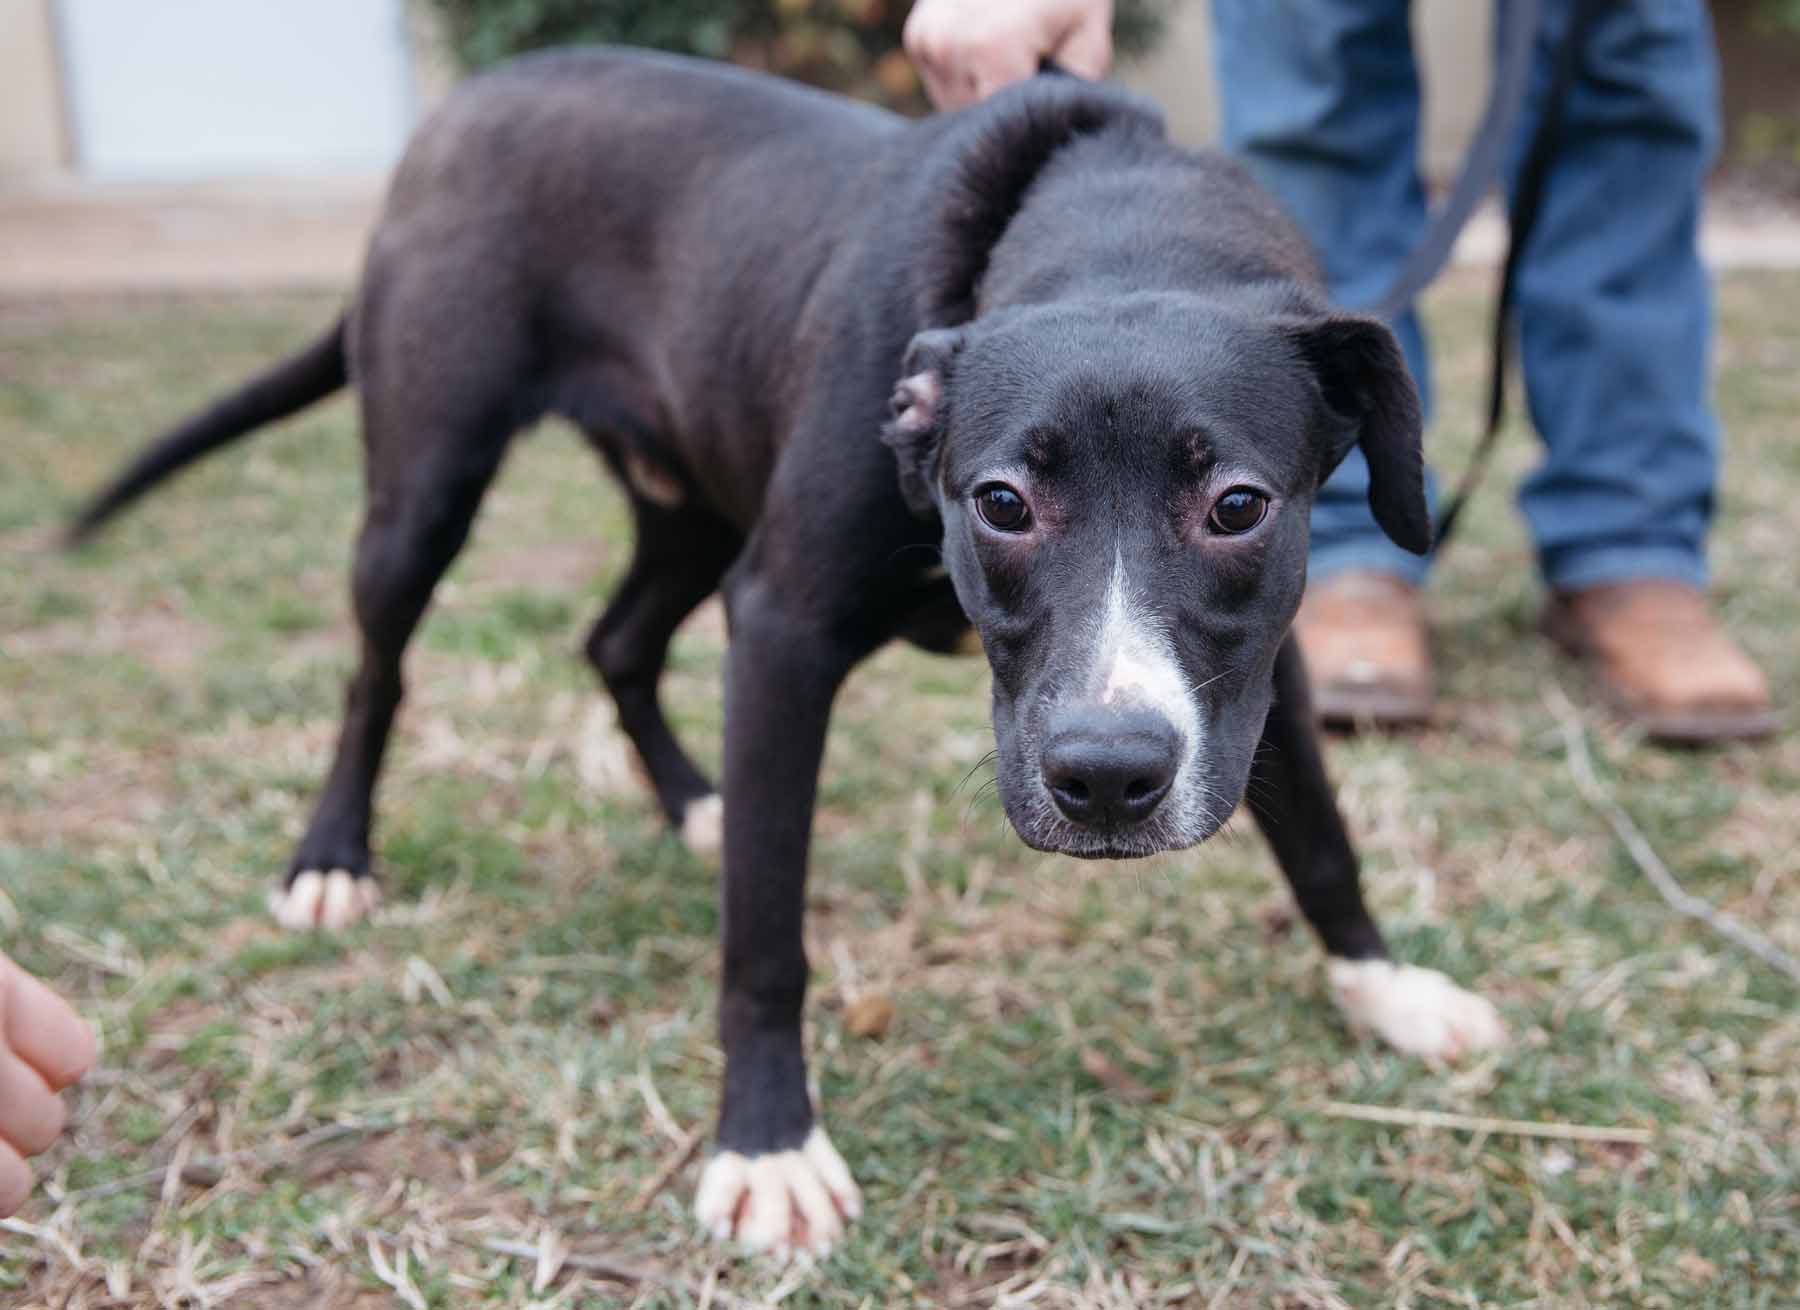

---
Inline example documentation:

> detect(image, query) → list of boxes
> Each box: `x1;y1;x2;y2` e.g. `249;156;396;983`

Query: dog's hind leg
584;492;741;860
272;433;510;931
272;274;525;931
1251;636;1506;1060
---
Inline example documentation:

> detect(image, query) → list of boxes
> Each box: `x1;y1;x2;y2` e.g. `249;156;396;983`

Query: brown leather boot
1292;572;1433;727
1541;580;1776;744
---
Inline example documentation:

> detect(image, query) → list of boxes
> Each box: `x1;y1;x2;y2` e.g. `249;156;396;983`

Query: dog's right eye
1207;487;1269;535
974;484;1031;532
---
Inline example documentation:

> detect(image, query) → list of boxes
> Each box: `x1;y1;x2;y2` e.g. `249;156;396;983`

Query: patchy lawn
1;273;1796;1308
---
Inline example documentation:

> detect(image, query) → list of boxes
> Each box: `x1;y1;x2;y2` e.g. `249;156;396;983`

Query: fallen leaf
845;993;896;1039
1079;1047;1160;1104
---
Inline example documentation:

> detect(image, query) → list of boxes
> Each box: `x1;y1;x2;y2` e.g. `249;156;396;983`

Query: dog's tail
65;315;349;546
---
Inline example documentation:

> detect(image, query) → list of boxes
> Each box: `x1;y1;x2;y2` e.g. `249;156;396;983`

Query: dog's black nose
1040;707;1181;829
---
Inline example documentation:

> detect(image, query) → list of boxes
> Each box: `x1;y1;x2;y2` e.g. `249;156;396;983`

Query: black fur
1286;313;1432;554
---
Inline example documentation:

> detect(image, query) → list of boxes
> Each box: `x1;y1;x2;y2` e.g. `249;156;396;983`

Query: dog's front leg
692;570;868;1259
1253;636;1506;1060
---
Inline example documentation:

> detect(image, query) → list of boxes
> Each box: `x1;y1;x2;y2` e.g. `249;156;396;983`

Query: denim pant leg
1502;0;1722;591
1210;0;1435;586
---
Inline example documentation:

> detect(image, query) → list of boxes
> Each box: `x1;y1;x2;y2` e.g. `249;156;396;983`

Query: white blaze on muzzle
1089;548;1201;771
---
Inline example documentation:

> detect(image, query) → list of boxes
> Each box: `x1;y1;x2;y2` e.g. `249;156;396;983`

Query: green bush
1760;0;1800;31
424;0;1171;113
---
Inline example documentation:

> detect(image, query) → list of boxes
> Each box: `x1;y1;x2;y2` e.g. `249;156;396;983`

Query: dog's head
884;290;1425;857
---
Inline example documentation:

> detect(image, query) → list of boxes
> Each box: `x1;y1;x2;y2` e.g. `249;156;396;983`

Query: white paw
1328;958;1507;1060
681;794;724;863
269;869;380;932
693;1127;862;1259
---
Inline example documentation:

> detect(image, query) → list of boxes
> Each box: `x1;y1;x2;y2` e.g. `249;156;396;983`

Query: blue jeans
1210;0;1723;591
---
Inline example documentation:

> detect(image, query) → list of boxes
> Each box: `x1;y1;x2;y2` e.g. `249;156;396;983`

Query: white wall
57;0;415;180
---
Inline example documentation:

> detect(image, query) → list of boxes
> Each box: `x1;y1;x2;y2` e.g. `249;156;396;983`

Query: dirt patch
3;744;181;846
472;539;612;594
3;608;216;677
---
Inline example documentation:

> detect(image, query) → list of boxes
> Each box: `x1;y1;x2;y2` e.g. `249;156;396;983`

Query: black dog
73;49;1504;1257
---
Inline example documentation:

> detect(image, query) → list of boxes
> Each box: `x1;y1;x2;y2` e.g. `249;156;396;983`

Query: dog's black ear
916;81;1163;325
881;328;965;516
1289;313;1430;555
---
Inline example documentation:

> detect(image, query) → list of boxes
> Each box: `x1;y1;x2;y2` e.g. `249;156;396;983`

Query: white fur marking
681;793;724;863
1328;958;1507;1060
694;1127;862;1259
269;869;379;933
1090;549;1202;767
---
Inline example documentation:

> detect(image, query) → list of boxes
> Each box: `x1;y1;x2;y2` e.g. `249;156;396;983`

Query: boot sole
1632;706;1778;745
1311;683;1435;730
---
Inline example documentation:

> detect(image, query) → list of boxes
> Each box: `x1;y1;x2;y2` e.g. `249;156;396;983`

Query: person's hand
903;0;1113;111
1;953;96;1216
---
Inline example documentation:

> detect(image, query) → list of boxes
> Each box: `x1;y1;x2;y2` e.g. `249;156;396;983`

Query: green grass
1;275;1797;1307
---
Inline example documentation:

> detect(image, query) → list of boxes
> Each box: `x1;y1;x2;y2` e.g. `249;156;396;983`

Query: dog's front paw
269;869;380;932
680;794;724;863
1328;958;1506;1060
694;1127;862;1259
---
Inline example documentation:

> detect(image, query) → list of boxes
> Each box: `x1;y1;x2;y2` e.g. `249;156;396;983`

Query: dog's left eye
974;484;1032;532
1208;487;1268;535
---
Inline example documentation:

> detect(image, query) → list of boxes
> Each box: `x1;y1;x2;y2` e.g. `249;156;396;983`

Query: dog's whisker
1187;665;1238;696
961;777;1002;830
885;541;945;568
950;749;1000;802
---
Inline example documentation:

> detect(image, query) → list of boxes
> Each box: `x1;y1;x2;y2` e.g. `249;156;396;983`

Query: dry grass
1;273;1796;1307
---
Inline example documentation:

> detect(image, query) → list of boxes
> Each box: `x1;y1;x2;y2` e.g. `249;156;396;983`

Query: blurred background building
2;0;1794;296
5;0;1797;184
2;0;433;181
